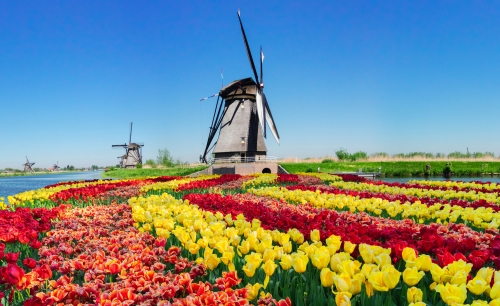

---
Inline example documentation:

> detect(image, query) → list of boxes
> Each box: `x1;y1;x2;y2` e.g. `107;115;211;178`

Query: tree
91;165;99;171
157;148;174;167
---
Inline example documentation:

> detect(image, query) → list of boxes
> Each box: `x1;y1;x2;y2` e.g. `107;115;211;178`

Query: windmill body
212;78;267;161
200;11;280;164
112;123;144;168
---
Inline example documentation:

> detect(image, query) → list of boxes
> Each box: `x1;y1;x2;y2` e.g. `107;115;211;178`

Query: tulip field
3;174;500;305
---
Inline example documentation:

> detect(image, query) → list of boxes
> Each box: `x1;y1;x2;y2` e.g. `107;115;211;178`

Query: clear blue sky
1;1;500;169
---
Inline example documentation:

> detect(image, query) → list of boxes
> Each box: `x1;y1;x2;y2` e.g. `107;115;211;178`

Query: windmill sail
264;98;280;145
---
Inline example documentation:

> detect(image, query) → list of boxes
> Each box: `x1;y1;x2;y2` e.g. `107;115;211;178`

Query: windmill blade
264;97;280;145
237;10;259;85
200;93;219;102
129;122;133;144
260;47;264;87
255;91;266;138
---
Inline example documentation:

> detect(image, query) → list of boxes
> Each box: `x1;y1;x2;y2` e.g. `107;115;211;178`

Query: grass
279;161;500;177
102;166;208;179
0;171;80;178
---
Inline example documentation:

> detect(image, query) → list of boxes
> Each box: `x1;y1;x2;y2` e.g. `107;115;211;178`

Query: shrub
335;149;350;161
371;152;389;158
321;159;334;163
136;163;143;169
350;151;368;161
145;159;157;168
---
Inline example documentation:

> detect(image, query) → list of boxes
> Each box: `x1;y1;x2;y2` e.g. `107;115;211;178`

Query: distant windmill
23;156;35;173
53;161;60;171
200;10;280;163
112;122;144;168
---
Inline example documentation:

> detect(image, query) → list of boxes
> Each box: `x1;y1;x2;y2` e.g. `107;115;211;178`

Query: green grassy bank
102;166;208;179
0;171;80;178
280;161;500;177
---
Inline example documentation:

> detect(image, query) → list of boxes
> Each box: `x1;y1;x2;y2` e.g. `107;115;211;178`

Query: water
379;176;500;184
0;171;105;201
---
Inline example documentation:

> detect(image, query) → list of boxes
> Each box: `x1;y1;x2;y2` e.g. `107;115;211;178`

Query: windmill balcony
209;156;281;164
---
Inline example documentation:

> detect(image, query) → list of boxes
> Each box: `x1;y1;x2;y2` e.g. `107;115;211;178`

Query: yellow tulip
430;263;445;283
263;249;277;262
339;260;361;278
374;253;392;269
283;242;292;254
311;247;331;270
491;283;500;299
187;241;200;255
292;252;309;273
449;270;468;285
280;254;292;270
435;283;467;305
262;259;278;288
320;267;335;287
278;233;290;246
204;253;220;270
326;234;342;253
334;273;352;293
237;240;250;255
477;267;494;284
310;229;321;242
403;267;425;286
467;275;490;296
245;283;263;301
364;281;374;297
368;271;389;292
415;254;432;272
245;252;263;267
242;262;259;277
407;286;423;303
490;299;500;306
350;274;364;295
343;241;356;254
471;300;489;306
402;247;417;262
382;265;401;289
408;303;426;306
335;292;352;306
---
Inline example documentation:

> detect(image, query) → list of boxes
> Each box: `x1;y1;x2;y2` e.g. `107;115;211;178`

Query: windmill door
241;153;246;162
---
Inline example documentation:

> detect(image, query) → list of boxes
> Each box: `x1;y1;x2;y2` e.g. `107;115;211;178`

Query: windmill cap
219;77;257;99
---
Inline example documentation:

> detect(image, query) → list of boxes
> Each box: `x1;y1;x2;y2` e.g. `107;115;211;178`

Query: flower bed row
289;184;500;212
250;186;500;231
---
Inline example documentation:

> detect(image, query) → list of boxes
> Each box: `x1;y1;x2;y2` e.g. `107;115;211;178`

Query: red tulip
3;263;25;285
23;258;37;269
5;252;19;263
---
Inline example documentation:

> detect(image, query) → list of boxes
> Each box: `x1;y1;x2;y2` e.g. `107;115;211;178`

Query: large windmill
112;122;144;168
200;10;280;164
23;156;35;173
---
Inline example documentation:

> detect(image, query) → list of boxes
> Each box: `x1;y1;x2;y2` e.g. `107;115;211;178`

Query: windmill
53;161;60;171
200;10;280;164
23;156;35;173
112;122;144;168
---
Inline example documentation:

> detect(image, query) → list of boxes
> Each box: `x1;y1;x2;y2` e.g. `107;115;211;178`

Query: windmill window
241;137;245;144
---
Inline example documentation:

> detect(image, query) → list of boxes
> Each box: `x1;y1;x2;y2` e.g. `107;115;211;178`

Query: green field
280;161;500;177
102;166;208;179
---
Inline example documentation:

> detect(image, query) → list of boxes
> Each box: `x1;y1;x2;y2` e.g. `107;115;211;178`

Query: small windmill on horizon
53;161;60;171
23;156;35;173
200;10;280;164
112;122;144;168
